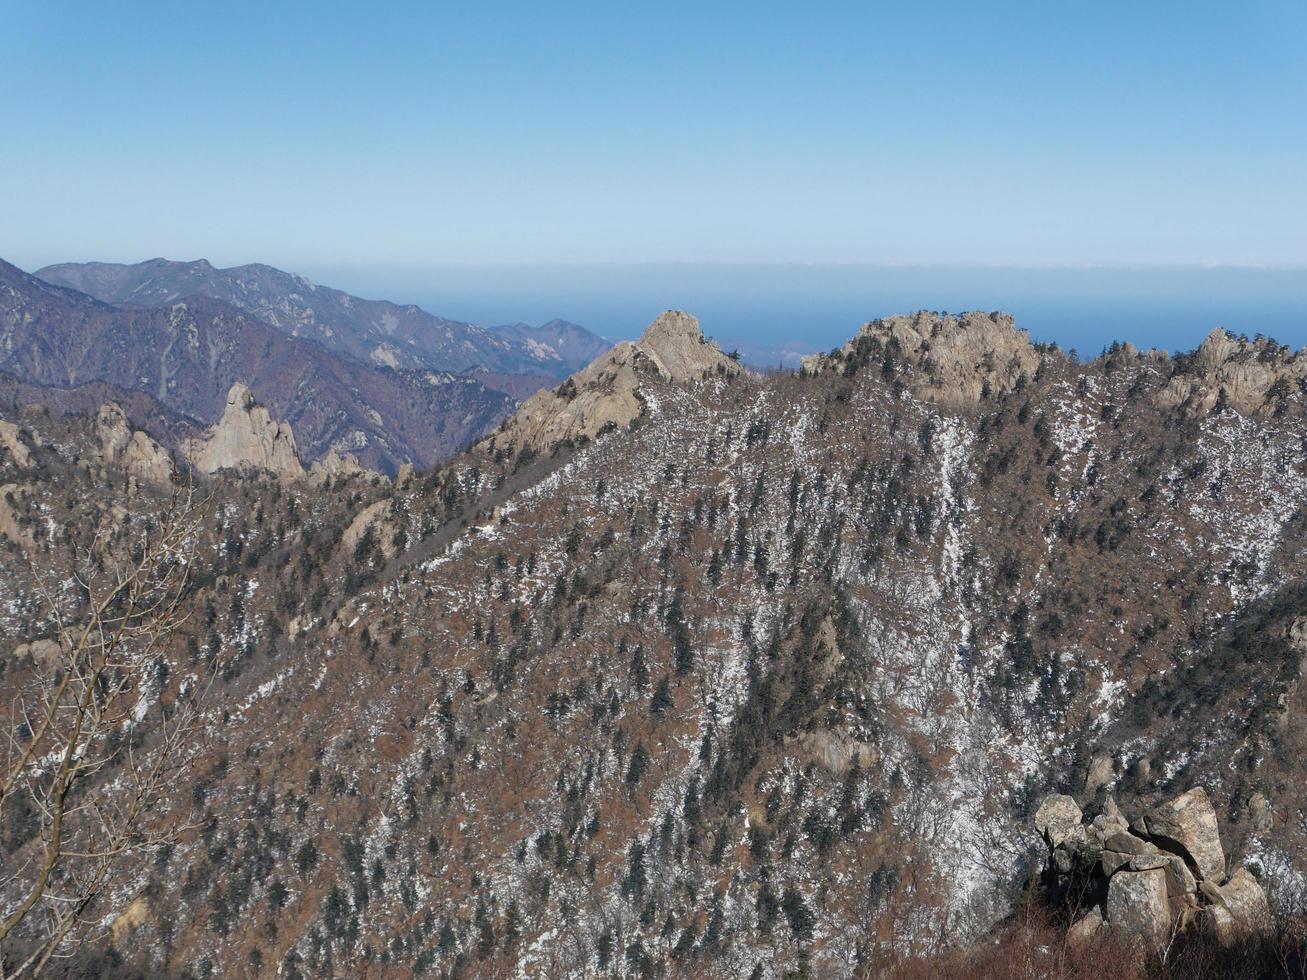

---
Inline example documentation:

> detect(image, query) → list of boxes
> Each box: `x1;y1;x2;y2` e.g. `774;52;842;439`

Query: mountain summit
485;309;740;452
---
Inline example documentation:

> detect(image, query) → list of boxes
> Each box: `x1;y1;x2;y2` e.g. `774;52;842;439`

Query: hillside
1;309;1306;978
35;259;609;379
0;259;513;473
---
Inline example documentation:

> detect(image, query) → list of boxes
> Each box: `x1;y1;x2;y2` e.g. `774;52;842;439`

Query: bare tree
1;486;214;977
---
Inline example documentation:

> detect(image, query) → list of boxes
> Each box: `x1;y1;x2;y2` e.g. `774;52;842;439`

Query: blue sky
2;1;1305;349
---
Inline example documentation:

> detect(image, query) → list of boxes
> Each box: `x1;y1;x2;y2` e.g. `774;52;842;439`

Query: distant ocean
306;263;1307;366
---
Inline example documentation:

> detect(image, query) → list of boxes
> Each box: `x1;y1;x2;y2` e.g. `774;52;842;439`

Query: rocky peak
1156;328;1306;415
185;383;304;480
635;310;738;381
485;311;741;453
804;310;1042;407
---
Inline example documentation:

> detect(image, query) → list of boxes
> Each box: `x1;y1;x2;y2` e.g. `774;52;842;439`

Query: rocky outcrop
308;450;378;486
0;419;34;468
186;383;304;480
339;499;399;560
802;311;1041;408
1155;328;1307;416
95;403;174;486
487;311;741;453
1035;787;1269;948
11;638;62;671
0;483;34;547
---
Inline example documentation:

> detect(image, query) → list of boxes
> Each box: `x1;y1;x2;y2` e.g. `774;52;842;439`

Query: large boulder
1067;907;1104;949
1034;794;1083;848
1203;868;1270;943
1106;868;1172;946
1139;787;1225;882
1161;855;1198;904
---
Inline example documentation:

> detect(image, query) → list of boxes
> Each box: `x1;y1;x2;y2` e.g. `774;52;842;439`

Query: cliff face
486;310;740;452
185;383;304;480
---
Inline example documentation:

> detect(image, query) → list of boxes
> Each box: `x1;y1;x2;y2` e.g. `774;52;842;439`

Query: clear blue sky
2;1;1305;350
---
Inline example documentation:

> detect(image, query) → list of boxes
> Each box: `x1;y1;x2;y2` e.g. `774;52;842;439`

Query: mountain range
36;258;609;379
3;303;1306;977
0;257;610;473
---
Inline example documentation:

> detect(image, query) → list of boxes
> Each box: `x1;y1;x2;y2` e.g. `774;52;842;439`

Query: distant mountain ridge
35;258;610;378
488;318;611;370
0;258;513;473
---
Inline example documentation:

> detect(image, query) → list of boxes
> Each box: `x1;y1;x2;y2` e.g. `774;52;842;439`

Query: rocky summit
2;307;1307;979
186;383;305;480
485;310;740;452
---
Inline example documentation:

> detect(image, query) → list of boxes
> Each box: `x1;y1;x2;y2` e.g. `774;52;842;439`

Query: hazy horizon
15;255;1307;362
210;261;1307;359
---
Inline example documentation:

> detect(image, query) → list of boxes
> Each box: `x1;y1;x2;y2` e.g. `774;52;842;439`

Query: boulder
1128;854;1171;873
1085;752;1115;795
1161;855;1197;902
1093;796;1130;838
1102;850;1132;877
1104;831;1155;856
1209;868;1270;934
1035;794;1083;848
1067;906;1104;949
1205;904;1236;944
1244;792;1273;834
1140;787;1225;882
1106;868;1172;946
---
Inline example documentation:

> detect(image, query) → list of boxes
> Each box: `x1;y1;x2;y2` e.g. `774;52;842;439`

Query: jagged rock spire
186;383;304;480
